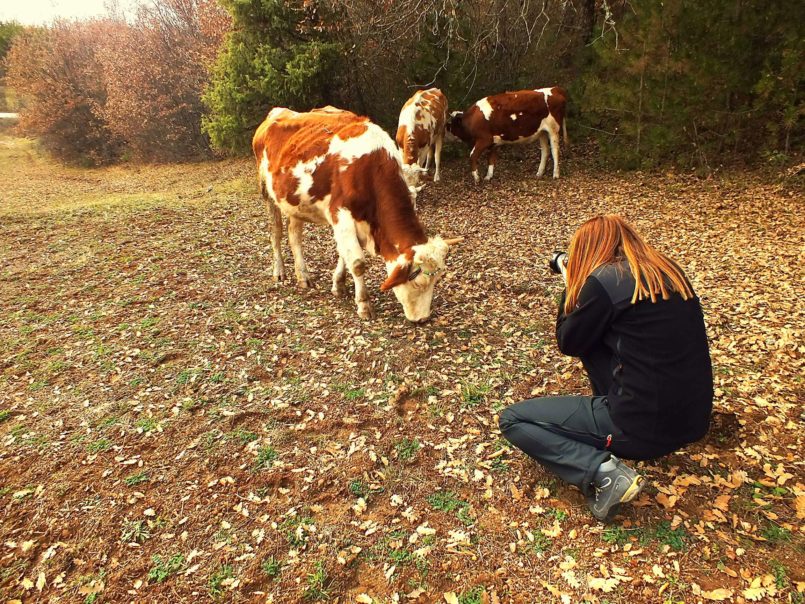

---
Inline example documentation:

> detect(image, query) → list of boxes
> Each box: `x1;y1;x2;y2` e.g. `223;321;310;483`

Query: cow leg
470;141;490;184
422;146;431;170
549;128;561;179
485;146;499;181
287;217;312;287
433;135;443;182
268;203;286;282
332;255;347;297
537;133;550;178
332;214;374;320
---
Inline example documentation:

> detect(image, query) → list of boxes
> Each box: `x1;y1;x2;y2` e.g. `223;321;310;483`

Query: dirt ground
1;134;803;603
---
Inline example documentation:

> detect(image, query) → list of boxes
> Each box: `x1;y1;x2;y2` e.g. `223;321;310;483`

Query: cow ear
381;263;411;291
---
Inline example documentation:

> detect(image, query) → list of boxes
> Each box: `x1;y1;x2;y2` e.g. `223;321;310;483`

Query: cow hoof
357;304;375;320
332;284;347;297
273;272;287;283
433;175;440;183
297;277;313;288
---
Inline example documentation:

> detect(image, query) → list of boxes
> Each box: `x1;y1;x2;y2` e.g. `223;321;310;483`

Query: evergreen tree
574;0;802;169
202;0;341;154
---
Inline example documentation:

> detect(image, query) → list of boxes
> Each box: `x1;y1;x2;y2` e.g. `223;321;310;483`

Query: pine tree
202;0;341;154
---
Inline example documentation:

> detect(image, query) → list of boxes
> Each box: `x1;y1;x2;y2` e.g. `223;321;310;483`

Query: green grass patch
279;514;315;546
427;490;474;526
255;445;278;470
121;520;150;543
652;521;689;551
303;562;331;601
530;532;552;554
395;437;420;461
147;553;184;583
87;438;112;454
458;586;485;604
261;556;282;579
761;522;791;544
123;471;149;487
349;479;369;499
229;428;258;444
460;383;491;407
136;417;158;433
208;564;234;597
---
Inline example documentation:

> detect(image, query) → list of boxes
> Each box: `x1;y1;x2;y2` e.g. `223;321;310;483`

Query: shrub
6;20;124;165
98;0;228;161
202;0;342;154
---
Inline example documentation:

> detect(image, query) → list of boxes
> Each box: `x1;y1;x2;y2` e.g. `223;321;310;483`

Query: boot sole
620;475;645;504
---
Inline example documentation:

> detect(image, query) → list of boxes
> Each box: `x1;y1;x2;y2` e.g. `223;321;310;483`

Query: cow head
400;163;426;209
445;111;467;143
381;236;452;323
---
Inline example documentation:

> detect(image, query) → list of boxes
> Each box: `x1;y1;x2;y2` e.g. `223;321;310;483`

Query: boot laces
594;476;612;502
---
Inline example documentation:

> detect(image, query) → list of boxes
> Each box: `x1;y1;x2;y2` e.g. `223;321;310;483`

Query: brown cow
252;106;459;322
396;88;448;186
446;87;568;183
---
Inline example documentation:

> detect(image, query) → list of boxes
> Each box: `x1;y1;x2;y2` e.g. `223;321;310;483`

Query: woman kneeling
499;215;713;521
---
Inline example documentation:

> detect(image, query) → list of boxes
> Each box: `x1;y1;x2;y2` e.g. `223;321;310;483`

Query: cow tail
562;116;569;147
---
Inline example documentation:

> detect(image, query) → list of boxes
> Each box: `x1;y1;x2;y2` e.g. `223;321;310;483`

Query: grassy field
0;134;803;603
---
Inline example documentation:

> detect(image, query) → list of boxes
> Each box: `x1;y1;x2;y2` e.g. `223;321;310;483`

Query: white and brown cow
252;106;459;322
396;88;448;186
446;86;568;183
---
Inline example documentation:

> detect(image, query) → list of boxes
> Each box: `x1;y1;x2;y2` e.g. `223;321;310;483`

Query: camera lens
549;251;567;274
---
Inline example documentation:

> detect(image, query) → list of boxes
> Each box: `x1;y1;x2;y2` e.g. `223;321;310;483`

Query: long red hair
564;215;693;314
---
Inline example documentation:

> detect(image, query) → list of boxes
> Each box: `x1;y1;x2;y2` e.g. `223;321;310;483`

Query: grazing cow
446;86;568;183
396;88;448;186
252;106;460;322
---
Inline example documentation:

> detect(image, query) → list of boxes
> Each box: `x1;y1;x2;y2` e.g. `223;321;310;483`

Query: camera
549;251;568;275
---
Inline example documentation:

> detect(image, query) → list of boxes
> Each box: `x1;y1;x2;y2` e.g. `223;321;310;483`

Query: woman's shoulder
589;261;635;305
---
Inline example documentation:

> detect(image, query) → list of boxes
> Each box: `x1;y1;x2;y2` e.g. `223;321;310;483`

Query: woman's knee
498;405;518;435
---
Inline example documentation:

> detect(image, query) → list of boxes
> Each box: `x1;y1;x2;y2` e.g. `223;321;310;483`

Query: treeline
3;0;228;164
3;0;802;168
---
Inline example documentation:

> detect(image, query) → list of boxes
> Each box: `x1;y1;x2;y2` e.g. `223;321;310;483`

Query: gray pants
498;396;675;496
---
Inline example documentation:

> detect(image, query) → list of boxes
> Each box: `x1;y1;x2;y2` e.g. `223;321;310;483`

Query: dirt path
1;136;802;603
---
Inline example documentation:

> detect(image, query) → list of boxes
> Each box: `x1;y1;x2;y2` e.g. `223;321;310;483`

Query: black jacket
556;261;713;445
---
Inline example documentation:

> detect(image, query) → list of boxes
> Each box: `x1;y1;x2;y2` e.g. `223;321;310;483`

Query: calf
446;86;567;183
396;88;448;185
252;106;460;322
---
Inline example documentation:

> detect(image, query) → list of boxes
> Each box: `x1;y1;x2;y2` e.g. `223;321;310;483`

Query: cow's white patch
510;113;517;120
398;99;419;130
266;106;293;122
291;155;325;203
260;150;274;201
537;87;553;98
539;113;561;136
329;123;397;163
472;169;480;184
354;216;376;256
485;164;494;180
476;98;494;120
493;135;502;144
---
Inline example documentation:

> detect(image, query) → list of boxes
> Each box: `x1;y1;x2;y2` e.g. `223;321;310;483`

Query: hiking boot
587;456;644;521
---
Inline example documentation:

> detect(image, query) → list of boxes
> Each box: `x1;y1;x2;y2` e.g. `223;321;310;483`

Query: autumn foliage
6;21;123;165
98;0;228;161
5;0;227;165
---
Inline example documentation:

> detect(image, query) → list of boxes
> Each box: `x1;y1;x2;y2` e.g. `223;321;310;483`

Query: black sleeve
555;277;614;357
